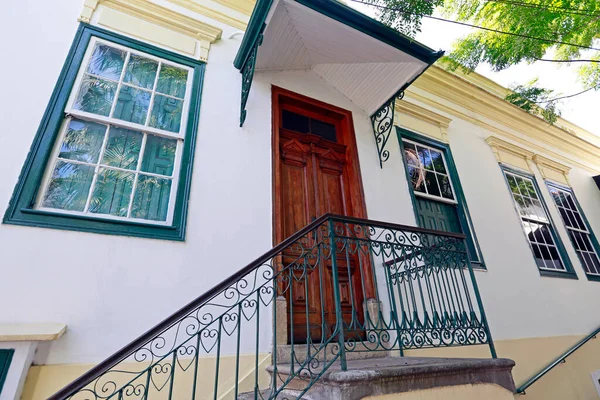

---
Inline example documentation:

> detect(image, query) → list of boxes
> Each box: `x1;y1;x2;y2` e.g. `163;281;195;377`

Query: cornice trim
212;0;255;15
533;154;571;185
165;0;248;30
411;66;600;174
396;101;451;129
486;136;534;172
79;0;222;61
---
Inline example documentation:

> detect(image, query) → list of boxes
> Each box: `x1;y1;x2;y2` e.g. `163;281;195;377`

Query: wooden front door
272;87;372;343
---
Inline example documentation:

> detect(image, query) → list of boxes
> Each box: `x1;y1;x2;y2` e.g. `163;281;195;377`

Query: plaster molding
407;72;600;174
533;154;571;185
0;324;67;342
212;0;255;16
79;0;222;61
165;0;248;30
485;136;534;172
395;100;452;142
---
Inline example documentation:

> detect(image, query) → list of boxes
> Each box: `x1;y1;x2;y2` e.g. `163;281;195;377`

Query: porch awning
234;0;443;166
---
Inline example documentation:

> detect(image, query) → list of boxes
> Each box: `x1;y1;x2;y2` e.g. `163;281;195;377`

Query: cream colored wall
364;384;514;400
21;354;271;400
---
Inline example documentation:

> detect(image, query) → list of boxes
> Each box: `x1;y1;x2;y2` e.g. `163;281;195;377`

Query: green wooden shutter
0;349;14;395
415;197;461;233
416;197;478;260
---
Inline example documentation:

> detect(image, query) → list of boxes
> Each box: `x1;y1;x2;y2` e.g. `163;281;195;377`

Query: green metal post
328;219;347;371
463;242;497;358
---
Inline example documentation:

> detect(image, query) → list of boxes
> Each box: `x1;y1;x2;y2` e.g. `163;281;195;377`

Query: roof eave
233;0;443;71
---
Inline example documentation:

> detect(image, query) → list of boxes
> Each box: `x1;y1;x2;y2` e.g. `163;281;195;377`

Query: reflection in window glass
402;140;455;201
549;185;600;276
38;39;191;224
504;171;566;271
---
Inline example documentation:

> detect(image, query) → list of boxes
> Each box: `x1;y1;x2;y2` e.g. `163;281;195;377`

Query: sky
349;2;600;136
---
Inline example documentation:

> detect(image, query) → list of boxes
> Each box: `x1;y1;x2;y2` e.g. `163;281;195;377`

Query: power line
485;0;600;17
536;86;596;103
349;0;600;51
532;57;600;63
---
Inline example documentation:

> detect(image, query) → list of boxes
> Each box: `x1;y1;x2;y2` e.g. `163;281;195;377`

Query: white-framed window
504;170;568;272
548;184;600;276
402;139;456;204
35;37;194;225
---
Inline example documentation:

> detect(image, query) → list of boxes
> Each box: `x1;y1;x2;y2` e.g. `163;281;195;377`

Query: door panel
273;88;370;344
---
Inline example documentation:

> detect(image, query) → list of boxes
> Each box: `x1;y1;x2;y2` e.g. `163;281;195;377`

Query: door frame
271;86;376;303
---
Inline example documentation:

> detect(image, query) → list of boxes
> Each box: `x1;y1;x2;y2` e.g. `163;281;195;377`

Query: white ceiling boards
254;0;439;116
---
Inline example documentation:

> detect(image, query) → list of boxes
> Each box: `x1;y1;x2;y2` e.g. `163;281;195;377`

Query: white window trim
402;138;458;205
549;185;600;276
504;171;568;272
35;37;194;226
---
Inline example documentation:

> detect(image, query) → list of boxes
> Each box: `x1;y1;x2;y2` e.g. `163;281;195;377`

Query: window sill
471;262;486;271
539;269;579;280
585;274;600;283
3;208;184;241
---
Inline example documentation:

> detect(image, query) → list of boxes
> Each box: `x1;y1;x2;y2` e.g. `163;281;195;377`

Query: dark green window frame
0;349;13;396
397;128;485;268
3;24;205;241
500;165;577;280
546;181;600;282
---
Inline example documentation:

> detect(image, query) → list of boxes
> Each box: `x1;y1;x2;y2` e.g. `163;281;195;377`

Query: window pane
430;150;447;174
425;171;441;197
407;165;426;193
131;175;172;221
310;119;336;142
523;179;538;199
113;86;151;125
582;252;600;275
101;127;143;170
42;161;95;211
73;75;117;116
124;55;158;89
89;168;134;216
417;146;434;170
59;119;106;163
282;109;309;134
141;135;177;176
150;95;183;133
86;44;125;81
156;65;187;98
438;175;454;200
403;144;419;166
507;174;519;194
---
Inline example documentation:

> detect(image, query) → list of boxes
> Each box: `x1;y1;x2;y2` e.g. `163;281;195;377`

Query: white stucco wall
2;0;600;371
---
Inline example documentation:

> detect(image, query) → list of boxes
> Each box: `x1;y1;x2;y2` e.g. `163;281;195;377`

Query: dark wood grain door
273;90;369;344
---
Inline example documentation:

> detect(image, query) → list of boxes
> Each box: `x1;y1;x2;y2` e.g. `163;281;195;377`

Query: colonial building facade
1;0;600;399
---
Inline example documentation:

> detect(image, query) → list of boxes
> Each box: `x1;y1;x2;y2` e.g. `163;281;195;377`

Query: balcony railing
49;214;495;400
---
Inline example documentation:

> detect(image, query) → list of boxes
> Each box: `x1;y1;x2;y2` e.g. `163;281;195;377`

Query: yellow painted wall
23;336;600;399
364;383;514;400
22;354;271;400
404;335;600;400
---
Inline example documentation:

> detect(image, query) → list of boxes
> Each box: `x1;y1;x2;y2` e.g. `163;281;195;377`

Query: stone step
237;388;313;400
266;356;516;400
275;342;390;365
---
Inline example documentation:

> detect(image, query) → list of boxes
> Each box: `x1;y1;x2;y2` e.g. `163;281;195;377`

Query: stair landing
266;356;516;399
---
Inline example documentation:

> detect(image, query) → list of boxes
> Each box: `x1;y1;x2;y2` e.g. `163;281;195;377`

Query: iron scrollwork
240;27;264;127
370;90;405;168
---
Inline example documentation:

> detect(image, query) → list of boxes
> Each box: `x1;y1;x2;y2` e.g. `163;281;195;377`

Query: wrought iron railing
49;214;495;400
516;323;600;394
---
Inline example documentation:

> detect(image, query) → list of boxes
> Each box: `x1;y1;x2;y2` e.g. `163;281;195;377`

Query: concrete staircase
240;355;516;400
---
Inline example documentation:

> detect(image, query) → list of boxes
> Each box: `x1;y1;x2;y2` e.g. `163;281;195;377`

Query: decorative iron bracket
370;90;404;168
239;26;265;127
